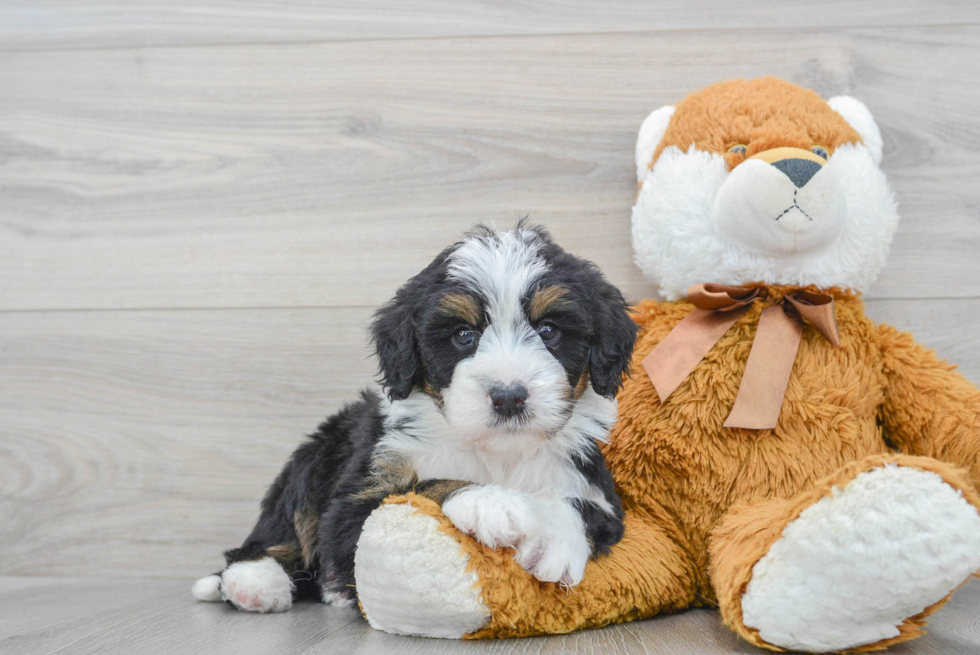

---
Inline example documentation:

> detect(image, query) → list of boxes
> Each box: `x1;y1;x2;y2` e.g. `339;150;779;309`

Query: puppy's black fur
215;224;636;607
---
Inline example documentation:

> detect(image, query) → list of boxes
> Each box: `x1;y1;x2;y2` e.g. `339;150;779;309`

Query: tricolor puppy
192;223;637;613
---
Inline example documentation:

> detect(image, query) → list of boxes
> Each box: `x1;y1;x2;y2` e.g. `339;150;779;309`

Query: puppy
192;222;637;613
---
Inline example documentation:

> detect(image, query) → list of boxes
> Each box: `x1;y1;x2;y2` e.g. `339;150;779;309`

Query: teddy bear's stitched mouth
774;189;814;223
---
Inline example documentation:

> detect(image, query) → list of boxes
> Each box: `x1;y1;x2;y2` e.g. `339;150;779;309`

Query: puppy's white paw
514;502;591;586
442;484;534;549
322;588;356;608
515;526;590;586
191;574;223;602
220;557;294;613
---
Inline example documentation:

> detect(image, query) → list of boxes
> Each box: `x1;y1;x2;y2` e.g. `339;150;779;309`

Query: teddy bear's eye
727;144;748;157
811;145;829;160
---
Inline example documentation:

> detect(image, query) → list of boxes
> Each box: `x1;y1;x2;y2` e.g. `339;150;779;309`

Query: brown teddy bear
352;77;980;653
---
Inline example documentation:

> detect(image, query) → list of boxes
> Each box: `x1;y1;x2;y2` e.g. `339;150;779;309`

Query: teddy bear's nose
771;158;822;188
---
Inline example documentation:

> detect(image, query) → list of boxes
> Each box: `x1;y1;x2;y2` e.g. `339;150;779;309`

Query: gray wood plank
1;1;977;52
1;577;978;654
2;300;978;579
2;26;980;311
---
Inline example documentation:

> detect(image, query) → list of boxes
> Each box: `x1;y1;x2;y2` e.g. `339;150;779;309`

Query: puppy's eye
811;145;829;159
452;329;476;348
537;323;560;344
727;144;748;157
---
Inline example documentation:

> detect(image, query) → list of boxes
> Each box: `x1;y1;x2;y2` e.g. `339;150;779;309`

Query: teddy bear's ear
827;96;884;165
635;105;675;183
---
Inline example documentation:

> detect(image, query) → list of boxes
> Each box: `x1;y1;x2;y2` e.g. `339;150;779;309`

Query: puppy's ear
370;287;422;401
588;281;638;398
370;250;452;401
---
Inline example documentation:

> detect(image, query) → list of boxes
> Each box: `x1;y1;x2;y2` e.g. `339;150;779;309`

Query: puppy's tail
191;573;223;602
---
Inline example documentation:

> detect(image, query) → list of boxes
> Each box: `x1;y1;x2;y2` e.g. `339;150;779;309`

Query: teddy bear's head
632;77;898;300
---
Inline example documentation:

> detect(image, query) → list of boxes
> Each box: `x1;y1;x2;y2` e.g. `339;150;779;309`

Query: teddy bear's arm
877;323;980;485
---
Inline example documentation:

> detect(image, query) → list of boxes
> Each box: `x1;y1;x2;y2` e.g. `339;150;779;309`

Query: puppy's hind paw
220;557;294;613
322;588;356;608
191;574;223;602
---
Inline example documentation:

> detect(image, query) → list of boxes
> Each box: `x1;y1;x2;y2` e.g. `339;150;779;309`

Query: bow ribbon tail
723;305;803;430
643;305;750;401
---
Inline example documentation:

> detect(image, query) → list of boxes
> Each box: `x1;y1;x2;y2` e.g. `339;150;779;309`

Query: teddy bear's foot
355;500;491;638
714;456;980;653
357;493;702;639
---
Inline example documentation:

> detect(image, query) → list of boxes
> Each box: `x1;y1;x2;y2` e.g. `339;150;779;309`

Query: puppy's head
371;222;636;445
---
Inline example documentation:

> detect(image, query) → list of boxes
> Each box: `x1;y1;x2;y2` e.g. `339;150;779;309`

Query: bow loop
784;290;841;346
642;284;841;430
688;283;767;311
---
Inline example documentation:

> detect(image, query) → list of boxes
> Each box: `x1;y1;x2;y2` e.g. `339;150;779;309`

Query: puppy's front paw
515;528;590;586
220;557;294;613
442;485;534;549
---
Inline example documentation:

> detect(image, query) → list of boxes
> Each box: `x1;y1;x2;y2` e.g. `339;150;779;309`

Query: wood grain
1;576;978;654
2;26;980;311
0;307;376;578
1;1;978;52
3;3;980;649
1;300;977;579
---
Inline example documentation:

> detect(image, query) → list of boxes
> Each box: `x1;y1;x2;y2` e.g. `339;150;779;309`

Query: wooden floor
1;577;979;655
2;1;980;653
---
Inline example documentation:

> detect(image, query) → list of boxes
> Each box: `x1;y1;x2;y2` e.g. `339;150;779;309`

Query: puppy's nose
490;383;528;418
771;158;822;188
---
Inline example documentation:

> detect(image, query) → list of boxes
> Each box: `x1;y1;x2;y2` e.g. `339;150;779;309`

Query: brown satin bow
642;283;841;430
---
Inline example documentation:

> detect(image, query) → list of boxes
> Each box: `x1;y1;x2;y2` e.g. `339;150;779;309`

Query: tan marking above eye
529;285;571;322
438;293;480;326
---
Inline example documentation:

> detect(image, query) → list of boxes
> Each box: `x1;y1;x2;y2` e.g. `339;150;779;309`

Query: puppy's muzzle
490;383;528;418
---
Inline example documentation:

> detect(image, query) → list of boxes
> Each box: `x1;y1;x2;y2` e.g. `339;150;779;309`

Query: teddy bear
350;77;980;653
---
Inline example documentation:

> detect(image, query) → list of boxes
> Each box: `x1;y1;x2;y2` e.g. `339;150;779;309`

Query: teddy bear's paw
442;484;534;549
355;502;490;638
741;464;980;652
219;557;294;613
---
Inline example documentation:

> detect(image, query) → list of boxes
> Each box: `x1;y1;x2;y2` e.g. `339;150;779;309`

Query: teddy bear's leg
709;454;980;653
355;493;699;639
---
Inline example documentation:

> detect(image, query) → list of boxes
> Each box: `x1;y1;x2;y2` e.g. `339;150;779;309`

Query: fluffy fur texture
353;78;980;653
192;223;635;612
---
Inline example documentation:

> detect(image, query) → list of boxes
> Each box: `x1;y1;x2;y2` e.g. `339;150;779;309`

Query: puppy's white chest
411;444;564;497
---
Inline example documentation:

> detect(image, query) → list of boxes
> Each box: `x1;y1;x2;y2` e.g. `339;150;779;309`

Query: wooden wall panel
2;1;978;52
2;27;980;311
